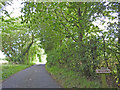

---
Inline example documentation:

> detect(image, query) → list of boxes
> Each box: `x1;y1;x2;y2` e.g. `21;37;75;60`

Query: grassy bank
1;64;34;80
45;65;101;88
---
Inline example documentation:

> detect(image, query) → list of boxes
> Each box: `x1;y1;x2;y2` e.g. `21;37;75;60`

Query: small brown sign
96;67;110;73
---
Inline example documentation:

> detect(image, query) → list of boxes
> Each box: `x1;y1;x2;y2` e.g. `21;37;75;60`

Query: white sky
0;51;5;59
3;0;24;17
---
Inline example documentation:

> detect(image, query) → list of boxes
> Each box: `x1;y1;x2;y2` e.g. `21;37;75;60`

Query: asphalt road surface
2;64;61;88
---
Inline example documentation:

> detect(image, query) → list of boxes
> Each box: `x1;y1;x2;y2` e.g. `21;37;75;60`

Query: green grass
45;65;101;88
1;63;34;80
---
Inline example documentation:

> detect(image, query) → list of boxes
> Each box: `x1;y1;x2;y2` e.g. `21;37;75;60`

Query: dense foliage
1;17;42;64
1;1;119;87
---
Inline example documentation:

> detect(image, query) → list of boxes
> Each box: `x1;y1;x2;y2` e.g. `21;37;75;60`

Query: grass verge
45;65;101;88
1;63;34;81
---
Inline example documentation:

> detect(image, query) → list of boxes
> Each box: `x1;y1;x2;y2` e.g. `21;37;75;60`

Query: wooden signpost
96;67;111;88
96;67;110;74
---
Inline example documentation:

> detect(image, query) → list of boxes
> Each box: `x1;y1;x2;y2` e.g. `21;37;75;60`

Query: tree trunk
18;33;34;63
77;3;83;42
2;48;11;60
22;32;34;56
27;51;29;65
90;39;97;75
22;41;33;56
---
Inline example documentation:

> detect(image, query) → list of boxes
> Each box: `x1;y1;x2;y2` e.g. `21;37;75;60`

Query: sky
0;51;5;59
2;0;24;17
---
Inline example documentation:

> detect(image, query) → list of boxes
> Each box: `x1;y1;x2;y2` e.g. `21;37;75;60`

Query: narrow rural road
2;64;61;88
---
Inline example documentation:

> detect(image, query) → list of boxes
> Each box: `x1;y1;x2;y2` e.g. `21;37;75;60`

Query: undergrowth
45;64;101;88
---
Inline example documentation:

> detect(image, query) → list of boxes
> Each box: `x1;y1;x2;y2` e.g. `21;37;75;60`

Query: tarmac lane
2;64;61;88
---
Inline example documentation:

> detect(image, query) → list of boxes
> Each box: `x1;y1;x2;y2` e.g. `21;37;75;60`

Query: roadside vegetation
46;65;101;88
2;63;34;80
